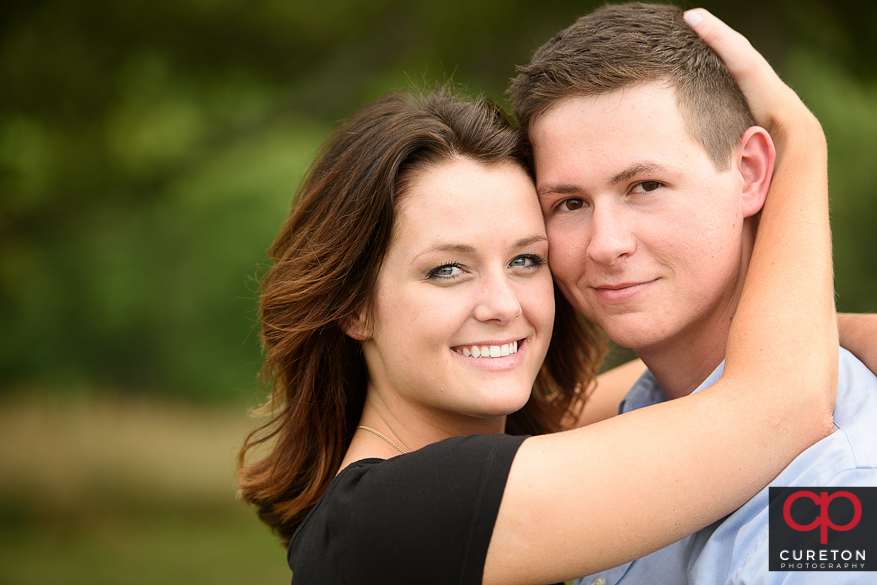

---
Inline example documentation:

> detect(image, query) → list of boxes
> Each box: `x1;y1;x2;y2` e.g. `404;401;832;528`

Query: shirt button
592;578;606;585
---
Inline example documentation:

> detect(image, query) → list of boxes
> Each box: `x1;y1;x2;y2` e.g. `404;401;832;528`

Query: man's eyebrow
610;162;672;185
538;162;674;198
537;183;580;198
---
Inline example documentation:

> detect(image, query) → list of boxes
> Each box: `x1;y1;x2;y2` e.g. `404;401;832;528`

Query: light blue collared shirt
577;348;877;585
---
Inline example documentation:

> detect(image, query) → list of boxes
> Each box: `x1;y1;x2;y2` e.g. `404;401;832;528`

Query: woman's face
360;157;555;433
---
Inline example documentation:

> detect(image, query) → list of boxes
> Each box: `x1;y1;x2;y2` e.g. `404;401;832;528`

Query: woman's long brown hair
237;89;606;545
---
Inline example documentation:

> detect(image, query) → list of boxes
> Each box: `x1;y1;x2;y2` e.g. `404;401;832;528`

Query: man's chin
595;318;661;352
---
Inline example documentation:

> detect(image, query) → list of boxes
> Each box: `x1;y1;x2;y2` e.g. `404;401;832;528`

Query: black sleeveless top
288;433;527;584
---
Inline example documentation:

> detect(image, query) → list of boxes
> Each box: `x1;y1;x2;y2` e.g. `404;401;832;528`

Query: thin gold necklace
357;425;406;454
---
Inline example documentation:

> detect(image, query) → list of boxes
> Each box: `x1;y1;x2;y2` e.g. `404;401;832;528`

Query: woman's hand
684;8;822;150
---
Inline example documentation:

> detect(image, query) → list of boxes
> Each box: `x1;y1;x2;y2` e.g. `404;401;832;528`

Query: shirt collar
619;361;726;414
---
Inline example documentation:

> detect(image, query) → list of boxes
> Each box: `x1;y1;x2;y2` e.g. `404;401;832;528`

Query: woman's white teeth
458;341;518;358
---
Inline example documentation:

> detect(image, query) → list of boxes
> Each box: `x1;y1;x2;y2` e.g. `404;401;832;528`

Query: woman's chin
470;389;533;420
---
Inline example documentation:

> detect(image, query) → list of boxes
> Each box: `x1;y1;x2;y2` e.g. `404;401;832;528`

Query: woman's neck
339;386;507;470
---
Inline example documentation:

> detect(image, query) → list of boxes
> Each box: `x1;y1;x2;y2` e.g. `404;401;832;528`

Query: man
508;3;877;583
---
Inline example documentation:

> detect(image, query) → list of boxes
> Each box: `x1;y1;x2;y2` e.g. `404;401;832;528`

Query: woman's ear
341;310;371;341
737;126;776;218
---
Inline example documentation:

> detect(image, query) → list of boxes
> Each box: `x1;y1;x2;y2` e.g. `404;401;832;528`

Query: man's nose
586;204;636;265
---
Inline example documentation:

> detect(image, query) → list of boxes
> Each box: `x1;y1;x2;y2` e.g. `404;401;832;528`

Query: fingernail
684;10;703;28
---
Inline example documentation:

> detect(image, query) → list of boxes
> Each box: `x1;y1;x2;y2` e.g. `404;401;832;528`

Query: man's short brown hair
508;2;755;171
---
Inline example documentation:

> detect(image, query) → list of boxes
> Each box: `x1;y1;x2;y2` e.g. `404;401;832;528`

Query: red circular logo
783;490;862;544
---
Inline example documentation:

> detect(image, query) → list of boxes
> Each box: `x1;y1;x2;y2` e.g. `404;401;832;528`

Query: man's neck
637;326;730;399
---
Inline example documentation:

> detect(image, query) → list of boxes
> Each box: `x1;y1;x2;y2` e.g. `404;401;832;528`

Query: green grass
0;498;289;585
0;395;290;584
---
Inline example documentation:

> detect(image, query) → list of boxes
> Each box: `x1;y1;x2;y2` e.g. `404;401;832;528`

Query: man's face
531;83;751;355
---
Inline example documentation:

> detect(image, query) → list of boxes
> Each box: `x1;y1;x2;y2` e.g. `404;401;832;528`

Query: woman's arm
839;313;877;373
485;10;836;585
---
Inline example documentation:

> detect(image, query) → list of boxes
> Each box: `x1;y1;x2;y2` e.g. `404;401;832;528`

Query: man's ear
341;309;371;341
737;126;776;218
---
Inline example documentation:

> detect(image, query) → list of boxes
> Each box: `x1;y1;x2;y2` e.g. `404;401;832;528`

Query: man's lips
591;279;656;302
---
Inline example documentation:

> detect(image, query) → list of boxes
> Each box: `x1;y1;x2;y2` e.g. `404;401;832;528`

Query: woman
240;11;848;584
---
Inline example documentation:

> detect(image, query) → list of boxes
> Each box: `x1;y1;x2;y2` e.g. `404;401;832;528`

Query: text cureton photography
769;487;877;572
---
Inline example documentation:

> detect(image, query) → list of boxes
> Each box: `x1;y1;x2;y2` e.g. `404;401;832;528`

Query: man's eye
562;198;585;211
632;181;662;193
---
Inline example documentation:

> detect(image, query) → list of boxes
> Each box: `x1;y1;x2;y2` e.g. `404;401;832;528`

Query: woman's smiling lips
450;339;527;369
453;340;519;358
591;279;657;303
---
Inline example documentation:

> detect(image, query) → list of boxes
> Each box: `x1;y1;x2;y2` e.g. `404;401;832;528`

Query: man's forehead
530;82;679;129
529;87;721;184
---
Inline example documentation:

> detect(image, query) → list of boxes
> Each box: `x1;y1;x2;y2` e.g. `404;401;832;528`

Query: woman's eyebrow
412;235;546;261
413;243;476;261
513;234;549;248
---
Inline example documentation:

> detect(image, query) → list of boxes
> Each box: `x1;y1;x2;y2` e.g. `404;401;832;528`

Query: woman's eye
631;181;662;194
509;254;546;269
428;263;463;280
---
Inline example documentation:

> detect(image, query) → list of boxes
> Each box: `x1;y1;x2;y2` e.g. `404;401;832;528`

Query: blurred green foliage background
1;0;875;583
